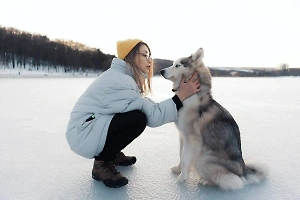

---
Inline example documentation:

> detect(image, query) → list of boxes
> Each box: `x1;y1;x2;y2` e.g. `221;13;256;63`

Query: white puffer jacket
65;58;178;158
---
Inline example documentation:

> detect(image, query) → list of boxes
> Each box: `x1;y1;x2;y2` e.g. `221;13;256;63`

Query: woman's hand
176;71;201;102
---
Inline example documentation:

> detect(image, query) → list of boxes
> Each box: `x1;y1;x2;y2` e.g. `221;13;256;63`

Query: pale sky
0;0;299;68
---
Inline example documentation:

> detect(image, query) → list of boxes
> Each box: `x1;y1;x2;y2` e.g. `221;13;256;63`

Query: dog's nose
160;69;165;76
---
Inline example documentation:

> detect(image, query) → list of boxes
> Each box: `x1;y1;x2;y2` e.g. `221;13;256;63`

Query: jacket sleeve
138;97;178;127
122;90;178;127
101;83;178;127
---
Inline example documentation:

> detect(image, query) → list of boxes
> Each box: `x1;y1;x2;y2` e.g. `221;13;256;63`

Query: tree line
0;26;114;73
1;25;299;76
153;59;300;77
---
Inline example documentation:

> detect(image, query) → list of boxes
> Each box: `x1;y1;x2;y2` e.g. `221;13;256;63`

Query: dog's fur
160;48;268;190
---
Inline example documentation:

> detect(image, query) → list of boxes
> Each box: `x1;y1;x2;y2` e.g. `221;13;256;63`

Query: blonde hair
124;42;153;96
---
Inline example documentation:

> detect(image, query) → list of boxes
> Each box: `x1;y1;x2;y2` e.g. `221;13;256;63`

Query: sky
0;0;299;68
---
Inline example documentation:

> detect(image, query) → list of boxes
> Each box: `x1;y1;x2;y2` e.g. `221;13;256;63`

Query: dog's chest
176;105;199;135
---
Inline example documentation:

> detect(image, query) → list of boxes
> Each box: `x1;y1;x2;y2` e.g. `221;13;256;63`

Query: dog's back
199;99;245;176
194;96;268;190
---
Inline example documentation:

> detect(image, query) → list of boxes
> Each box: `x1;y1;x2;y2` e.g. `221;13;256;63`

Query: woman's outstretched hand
176;71;201;102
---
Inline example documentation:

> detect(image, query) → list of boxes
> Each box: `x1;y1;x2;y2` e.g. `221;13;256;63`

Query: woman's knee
133;110;147;125
130;110;147;131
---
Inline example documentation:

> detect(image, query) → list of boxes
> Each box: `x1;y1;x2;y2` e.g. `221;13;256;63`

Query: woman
65;39;201;188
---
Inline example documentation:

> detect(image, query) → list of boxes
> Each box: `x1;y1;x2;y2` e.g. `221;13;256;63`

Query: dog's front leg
177;137;194;182
171;134;183;173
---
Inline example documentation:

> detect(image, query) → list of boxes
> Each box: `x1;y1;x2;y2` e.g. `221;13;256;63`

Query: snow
0;66;101;78
0;76;300;200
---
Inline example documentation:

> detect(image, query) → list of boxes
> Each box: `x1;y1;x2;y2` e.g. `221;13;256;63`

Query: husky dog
160;48;268;190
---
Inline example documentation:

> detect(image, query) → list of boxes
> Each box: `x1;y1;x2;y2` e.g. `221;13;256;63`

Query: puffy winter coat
65;58;178;158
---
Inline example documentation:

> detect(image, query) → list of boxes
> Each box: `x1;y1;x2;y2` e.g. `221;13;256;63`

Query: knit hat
116;39;143;60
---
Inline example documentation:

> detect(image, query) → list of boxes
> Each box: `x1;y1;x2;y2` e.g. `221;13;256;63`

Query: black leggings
95;110;147;162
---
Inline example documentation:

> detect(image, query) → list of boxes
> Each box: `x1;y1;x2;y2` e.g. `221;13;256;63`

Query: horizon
0;0;299;68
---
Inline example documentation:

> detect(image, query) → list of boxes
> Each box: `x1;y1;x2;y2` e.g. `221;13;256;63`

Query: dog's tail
243;159;269;185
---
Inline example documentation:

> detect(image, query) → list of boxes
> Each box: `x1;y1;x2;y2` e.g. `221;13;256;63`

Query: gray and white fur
160;48;268;190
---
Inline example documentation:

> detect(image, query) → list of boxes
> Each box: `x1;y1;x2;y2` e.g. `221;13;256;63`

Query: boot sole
92;172;128;188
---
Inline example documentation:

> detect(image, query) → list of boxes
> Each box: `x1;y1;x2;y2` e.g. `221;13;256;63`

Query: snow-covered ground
0;66;101;77
0;76;299;200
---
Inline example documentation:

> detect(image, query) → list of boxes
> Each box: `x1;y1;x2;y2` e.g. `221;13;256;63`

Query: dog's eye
175;64;181;68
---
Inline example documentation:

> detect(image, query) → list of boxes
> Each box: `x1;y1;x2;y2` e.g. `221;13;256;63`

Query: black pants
95;110;147;162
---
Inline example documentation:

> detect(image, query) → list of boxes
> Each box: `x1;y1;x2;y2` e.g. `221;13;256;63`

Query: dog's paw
177;173;188;182
171;166;181;174
199;178;214;186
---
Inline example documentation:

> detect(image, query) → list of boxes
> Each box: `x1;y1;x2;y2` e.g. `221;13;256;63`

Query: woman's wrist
172;95;183;110
176;91;186;102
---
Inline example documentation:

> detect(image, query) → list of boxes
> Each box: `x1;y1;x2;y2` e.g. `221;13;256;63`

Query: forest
1;26;299;77
0;26;114;73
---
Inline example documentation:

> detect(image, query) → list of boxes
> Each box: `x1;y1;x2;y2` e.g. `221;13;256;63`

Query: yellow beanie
116;39;143;60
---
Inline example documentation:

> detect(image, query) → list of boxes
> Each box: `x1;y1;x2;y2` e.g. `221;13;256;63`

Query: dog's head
160;48;211;92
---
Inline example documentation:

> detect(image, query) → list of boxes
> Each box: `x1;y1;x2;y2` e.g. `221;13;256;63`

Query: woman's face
134;44;152;74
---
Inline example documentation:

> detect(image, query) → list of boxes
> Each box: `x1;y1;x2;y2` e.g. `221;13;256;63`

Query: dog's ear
191;48;204;62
